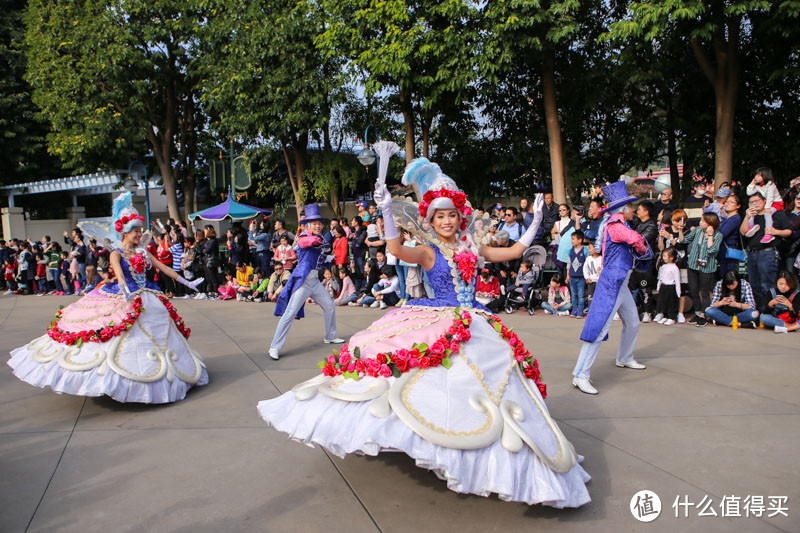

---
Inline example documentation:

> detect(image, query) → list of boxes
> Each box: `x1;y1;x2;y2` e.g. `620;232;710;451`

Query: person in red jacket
332;225;349;267
475;268;500;306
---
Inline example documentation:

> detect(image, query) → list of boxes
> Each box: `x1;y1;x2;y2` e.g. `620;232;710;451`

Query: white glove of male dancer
518;193;544;248
177;276;204;292
374;184;400;241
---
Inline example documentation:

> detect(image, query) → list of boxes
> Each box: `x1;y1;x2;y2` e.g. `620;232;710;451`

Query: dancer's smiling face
308;220;323;235
431;209;460;241
123;226;142;246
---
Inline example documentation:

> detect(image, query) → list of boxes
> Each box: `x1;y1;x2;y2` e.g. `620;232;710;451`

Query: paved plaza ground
1;294;798;533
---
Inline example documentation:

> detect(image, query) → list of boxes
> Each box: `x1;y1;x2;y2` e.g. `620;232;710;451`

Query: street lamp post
125;160;151;228
357;125;379;195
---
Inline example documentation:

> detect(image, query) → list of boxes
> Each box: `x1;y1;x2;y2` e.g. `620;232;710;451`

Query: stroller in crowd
503;245;547;315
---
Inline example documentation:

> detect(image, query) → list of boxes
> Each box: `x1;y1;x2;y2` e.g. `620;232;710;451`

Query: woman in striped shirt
169;232;185;296
681;212;722;326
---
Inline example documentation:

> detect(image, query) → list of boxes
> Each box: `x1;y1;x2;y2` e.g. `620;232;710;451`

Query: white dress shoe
616;359;646;369
572;377;598;395
641;312;651;323
324;337;345;344
268;347;280;360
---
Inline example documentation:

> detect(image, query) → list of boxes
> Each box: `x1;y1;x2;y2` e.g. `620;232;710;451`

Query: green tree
314;0;479;163
0;0;63;185
606;0;776;188
482;0;585;203
202;0;347;218
24;0;208;220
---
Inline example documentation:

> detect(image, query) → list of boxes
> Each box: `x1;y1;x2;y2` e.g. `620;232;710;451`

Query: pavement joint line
321;449;383;533
25;396;87;533
558;419;791;533
188;302;283;395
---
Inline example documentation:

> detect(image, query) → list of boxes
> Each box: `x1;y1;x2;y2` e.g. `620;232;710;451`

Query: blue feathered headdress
112;192;143;235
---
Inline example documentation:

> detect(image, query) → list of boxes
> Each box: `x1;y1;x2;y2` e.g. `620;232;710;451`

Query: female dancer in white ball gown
8;193;208;403
258;146;590;507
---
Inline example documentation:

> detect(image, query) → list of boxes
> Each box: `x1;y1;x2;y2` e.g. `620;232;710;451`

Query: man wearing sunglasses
653;187;678;220
498;207;522;242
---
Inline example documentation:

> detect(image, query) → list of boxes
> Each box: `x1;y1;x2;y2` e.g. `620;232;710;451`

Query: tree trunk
280;140;302;219
293;134;308;220
145;125;182;222
399;88;415;163
665;99;681;199
541;50;567;204
690;18;740;189
182;173;195;223
713;79;737;187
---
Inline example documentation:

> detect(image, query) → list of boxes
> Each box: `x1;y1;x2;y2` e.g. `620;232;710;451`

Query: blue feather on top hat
600;180;639;214
299;204;327;224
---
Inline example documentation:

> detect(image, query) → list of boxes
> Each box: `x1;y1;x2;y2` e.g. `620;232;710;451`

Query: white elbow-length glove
374;184;400;241
177;276;204;292
518;193;544;247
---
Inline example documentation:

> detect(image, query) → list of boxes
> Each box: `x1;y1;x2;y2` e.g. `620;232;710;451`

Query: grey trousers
270;271;337;351
573;271;639;379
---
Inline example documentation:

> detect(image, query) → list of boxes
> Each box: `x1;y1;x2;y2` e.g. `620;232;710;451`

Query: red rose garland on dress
46;295;191;346
317;308;547;398
486;315;547;398
115;214;144;233
157;295;192;339
47;297;144;346
319;308;472;379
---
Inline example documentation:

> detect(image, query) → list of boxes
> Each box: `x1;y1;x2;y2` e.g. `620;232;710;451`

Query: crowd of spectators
2;168;798;334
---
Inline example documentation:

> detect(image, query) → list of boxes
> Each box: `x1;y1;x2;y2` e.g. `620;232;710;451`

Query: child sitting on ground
335;267;357;306
654;247;681;325
248;269;269;302
476;268;501;307
368;265;400;309
583;241;602;304
541;273;572;316
218;269;239;300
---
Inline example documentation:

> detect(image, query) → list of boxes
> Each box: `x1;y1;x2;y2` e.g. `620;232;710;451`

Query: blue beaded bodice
100;249;160;295
407;245;486;310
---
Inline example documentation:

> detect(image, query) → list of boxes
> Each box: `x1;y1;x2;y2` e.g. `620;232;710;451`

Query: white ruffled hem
257;391;591;508
8;349;209;403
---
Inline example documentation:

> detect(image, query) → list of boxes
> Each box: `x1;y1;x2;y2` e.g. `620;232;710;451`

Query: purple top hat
600;180;639;214
299;204;328;224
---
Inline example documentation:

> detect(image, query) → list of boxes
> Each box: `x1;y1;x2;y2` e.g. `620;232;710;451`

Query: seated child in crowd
542;273;571;316
476;268;500;307
655;247;681;325
218;269;239;300
335;267;357;306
